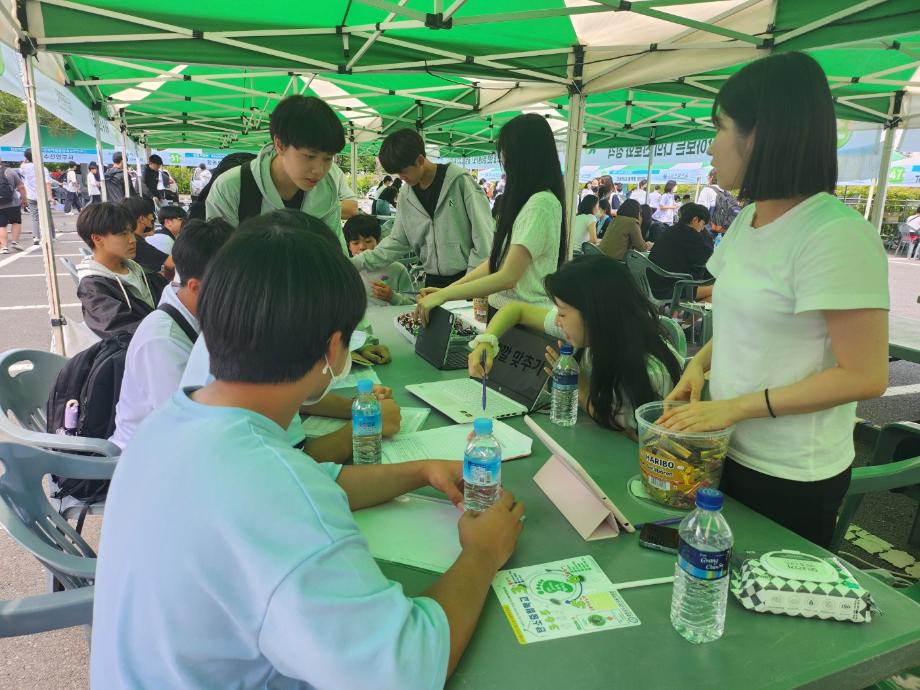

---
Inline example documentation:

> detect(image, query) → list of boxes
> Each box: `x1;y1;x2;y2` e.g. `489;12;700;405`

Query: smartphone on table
638;523;680;555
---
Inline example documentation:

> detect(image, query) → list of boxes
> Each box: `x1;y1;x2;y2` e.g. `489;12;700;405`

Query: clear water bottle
351;379;382;465
670;488;734;644
463;417;502;512
550;344;579;427
56;399;79;436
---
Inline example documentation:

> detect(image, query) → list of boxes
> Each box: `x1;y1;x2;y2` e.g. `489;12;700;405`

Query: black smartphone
638;523;680;555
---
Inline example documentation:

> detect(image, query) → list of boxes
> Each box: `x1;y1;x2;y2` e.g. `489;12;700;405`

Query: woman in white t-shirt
416;114;566;322
659;52;889;548
468;255;682;436
651;180;679;224
574;194;600;247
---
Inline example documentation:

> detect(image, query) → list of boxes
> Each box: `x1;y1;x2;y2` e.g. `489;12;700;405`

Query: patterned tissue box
730;551;879;623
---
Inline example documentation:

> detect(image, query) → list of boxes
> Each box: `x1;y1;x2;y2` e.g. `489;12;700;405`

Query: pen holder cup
634;401;734;510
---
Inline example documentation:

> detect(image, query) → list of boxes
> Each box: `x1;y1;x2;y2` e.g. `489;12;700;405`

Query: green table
363;307;920;690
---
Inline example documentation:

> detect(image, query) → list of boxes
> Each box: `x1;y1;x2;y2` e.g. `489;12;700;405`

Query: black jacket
76;261;167;338
104;166;128;202
647;223;713;299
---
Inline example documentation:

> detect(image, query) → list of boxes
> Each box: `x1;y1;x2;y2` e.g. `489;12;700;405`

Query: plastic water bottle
351;379;382;465
463;418;502;512
550;344;579;427
670;488;734;644
56;399;79;436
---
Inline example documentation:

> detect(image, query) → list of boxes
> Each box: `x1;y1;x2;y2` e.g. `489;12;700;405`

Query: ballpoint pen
481;350;488;411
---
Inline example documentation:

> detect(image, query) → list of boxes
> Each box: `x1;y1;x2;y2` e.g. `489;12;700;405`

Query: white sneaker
10;241;23;251
65;211;74;216
32;238;40;245
0;247;8;254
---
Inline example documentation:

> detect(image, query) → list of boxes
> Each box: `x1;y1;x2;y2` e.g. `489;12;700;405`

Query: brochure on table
492;556;641;644
382;420;532;464
301;407;431;438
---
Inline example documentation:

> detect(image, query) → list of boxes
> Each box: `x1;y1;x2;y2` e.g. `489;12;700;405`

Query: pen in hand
481;349;488;411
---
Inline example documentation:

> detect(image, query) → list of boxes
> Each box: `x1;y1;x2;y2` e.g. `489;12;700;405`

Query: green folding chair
658;315;687;362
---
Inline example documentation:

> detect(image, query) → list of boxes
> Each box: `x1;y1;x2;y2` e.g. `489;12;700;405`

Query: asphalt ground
0;211;918;689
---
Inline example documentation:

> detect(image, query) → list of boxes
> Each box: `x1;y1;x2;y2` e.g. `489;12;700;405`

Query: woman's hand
665;359;706;403
416;290;446;327
656;399;739;433
418;287;441;301
543;341;562;376
468;343;494;378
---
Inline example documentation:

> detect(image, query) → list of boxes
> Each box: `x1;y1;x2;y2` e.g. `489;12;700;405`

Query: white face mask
304;350;352;405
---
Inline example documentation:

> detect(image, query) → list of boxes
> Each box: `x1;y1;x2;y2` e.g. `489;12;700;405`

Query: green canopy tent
6;0;920;352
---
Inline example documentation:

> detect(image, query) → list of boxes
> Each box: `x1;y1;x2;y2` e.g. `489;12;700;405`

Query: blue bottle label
553;373;578;389
678;539;731;580
352;411;381;434
464;456;500;486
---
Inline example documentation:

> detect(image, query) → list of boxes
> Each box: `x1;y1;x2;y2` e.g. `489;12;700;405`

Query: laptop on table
414;306;479;370
408;322;554;423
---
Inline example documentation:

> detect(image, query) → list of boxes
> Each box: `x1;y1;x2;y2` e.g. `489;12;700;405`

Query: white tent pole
93;110;108;202
562;46;586;259
349;126;358;190
868;92;904;232
694;175;702;203
645;132;656;188
120;111;132;198
19;51;66;356
864;179;876;221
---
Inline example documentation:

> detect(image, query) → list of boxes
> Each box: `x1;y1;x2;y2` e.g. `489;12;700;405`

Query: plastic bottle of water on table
550;344;579;427
463;418;502;512
670;487;734;643
352;379;382;465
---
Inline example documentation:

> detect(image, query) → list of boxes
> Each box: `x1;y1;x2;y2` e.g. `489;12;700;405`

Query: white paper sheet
300;407;431;439
381;420;532;464
353;494;462;573
330;369;381;390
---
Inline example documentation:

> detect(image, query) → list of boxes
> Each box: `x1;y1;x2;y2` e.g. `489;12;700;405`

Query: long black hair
489;114;567;274
544;255;682;431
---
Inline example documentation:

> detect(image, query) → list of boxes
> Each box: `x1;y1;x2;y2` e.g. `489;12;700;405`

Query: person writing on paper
416;113;567;325
658;52;888;548
469;255;682;437
92;210;526;689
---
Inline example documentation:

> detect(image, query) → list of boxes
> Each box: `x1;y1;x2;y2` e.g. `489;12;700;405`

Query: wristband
469;333;500;358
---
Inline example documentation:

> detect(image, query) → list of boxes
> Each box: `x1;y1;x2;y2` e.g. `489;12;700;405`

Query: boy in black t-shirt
647;203;714;302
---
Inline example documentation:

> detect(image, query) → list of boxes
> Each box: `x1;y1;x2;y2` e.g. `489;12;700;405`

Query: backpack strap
238;161;262;222
158;303;198;344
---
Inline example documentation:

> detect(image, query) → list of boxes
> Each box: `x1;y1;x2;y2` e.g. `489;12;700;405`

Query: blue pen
634;516;684;530
481;350;488;411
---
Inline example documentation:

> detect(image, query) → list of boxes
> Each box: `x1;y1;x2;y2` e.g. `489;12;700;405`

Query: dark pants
64;190;83;213
719;459;851;549
90;194;101;205
424;270;466;289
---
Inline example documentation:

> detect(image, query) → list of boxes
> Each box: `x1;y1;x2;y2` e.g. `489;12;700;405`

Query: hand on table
380;398;402;437
423;460;464;509
459;490;525;571
358;344;390;364
372;281;393;302
468;343;494;379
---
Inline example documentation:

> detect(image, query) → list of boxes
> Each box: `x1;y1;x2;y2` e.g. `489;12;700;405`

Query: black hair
187;152;256;221
119;196;155;224
678;203;710;225
158;204;187;226
343;213;382;243
618;198;641;220
392;178;403;190
712;51;836;201
663;180;677;194
378;129;425;173
148;154;163;166
681;194;691;201
67;161;77;169
640;204;653;236
198;209;364;384
88;162;98;170
490;114;567;274
76;202;133;248
199;163;207;170
383;175;393;184
269;95;345;154
112;151;123;165
491;193;503;220
378;185;399;205
597;174;614;202
23;148;32;162
171;218;234;285
577;194;599;216
544;255;682;431
638;180;647;189
599;197;611;215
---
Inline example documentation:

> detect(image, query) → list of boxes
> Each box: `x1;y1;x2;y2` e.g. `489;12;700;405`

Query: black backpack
0;166;15;205
710;187;742;230
186;153;259;222
45;333;132;504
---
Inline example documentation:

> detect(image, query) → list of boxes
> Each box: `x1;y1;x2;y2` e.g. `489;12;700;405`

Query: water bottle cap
473;417;493;435
356;379;373;393
695;487;723;511
560;344;574;355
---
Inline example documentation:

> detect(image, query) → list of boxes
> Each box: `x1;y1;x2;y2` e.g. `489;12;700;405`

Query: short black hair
76;202;133;248
68;161;77;169
378;129;425;173
119;196;155;223
112;152;123;164
678;202;710;225
198;209;365;384
577;194;598;215
199;163;206;169
171;218;234;285
269;95;345;154
148;154;163;166
23;148;32;162
378;185;398;205
88;162;98;170
343;213;382;243
713;51;836;201
618;198;642;220
158;205;187;226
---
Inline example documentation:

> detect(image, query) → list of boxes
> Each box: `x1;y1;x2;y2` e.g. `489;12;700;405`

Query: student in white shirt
91;209;525;689
19;148;55;243
147;205;187;255
647;184;662;211
659;52;889;548
629;179;648;205
110;218;234;450
573;193;601;247
652;180;679;224
87;162;102;203
695;169;721;210
63;160;83;215
416;113;567;322
469;254;681;437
